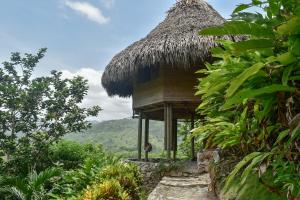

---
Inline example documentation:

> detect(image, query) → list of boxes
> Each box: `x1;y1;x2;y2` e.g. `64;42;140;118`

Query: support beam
138;111;143;160
144;118;149;162
164;105;168;151
172;119;177;161
164;104;173;160
191;115;196;161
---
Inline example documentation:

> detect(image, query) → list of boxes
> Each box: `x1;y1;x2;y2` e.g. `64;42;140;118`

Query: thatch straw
102;0;238;97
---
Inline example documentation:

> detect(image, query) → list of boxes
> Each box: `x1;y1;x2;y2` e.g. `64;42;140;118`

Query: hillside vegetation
65;118;165;155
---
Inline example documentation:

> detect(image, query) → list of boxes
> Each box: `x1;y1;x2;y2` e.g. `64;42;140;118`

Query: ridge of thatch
102;0;236;97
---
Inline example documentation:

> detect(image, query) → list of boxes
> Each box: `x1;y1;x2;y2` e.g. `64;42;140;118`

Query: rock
197;149;221;173
148;174;217;200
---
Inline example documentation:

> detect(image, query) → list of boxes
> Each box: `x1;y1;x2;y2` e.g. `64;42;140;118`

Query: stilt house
102;0;235;160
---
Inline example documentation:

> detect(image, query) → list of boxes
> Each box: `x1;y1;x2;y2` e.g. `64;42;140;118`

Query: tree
0;48;101;175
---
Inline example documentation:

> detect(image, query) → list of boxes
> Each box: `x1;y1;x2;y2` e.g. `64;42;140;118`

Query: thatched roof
102;0;236;97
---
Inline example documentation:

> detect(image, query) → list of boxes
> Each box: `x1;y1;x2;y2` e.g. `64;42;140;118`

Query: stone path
148;173;217;200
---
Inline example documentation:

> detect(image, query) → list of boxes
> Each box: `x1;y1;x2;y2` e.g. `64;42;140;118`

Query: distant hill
65;118;165;154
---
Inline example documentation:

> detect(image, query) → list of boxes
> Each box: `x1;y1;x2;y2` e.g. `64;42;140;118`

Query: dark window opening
137;66;159;84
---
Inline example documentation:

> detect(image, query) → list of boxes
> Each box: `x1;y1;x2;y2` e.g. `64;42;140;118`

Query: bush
81;163;143;200
49;140;101;170
82;180;131;200
196;0;300;198
50;143;120;199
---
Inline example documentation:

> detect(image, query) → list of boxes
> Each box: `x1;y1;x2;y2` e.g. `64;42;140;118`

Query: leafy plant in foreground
0;168;60;200
49;144;120;199
195;0;300;199
80;163;143;200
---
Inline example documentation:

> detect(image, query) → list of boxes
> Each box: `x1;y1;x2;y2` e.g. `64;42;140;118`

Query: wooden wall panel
162;67;200;103
132;66;201;110
132;73;164;109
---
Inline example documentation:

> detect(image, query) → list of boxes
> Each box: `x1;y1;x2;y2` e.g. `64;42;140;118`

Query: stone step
160;176;209;188
148;173;217;200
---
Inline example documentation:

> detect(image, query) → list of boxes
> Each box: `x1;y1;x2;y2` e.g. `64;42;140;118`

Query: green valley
65;118;165;155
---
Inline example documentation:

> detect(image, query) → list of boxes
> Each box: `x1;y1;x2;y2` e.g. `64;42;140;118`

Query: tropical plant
0;49;101;176
80;163;143;200
49;140;100;170
0;168;60;200
50;146;120;199
81;180;131;200
195;0;300;199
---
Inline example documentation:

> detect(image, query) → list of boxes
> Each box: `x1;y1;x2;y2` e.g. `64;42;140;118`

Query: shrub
82;180;131;200
49;140;101;170
50;144;120;199
80;163;143;200
196;0;300;198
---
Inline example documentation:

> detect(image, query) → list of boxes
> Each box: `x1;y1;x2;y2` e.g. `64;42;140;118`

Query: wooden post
164;105;168;151
172;119;177;161
191;115;196;160
144;118;149;161
138;111;143;160
164;104;173;160
167;104;173;160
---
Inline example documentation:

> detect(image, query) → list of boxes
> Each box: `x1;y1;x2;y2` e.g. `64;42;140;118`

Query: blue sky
0;0;250;121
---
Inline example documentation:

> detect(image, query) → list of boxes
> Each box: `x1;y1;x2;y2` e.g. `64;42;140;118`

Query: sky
0;0;250;121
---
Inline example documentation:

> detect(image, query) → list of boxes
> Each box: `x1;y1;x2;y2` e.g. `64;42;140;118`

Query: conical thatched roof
102;0;236;97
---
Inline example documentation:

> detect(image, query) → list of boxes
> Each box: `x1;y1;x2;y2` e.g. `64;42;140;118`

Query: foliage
195;0;300;199
0;168;61;200
49;142;120;199
221;174;285;200
0;49;101;176
65;119;164;155
177;121;202;158
0;140;141;200
81;180;131;200
0;50;144;200
80;163;143;200
49;140;101;170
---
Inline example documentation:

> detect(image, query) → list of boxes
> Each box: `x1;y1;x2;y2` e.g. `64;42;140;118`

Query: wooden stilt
164;105;168;151
144;118;149;161
138;111;143;160
172;118;177;161
191;115;196;160
167;104;173;160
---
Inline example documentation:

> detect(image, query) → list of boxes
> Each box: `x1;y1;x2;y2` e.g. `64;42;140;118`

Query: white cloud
100;0;115;9
65;1;109;25
61;68;132;121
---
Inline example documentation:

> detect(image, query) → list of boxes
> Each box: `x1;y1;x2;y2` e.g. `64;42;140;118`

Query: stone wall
125;159;165;194
125;159;202;194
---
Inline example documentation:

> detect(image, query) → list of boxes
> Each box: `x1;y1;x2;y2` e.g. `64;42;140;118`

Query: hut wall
132;66;200;110
132;74;164;109
162;67;199;103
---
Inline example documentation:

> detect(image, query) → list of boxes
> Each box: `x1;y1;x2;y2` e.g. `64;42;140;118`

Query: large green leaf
274;129;289;145
241;152;271;184
223;85;296;109
233;4;251;14
282;65;294;86
277;52;297;65
288;124;300;144
224;152;262;190
277;16;300;35
232;39;274;52
199;21;274;38
226;62;265;98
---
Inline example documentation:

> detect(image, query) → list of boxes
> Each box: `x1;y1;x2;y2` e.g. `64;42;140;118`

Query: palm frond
32;168;60;189
0;186;26;200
